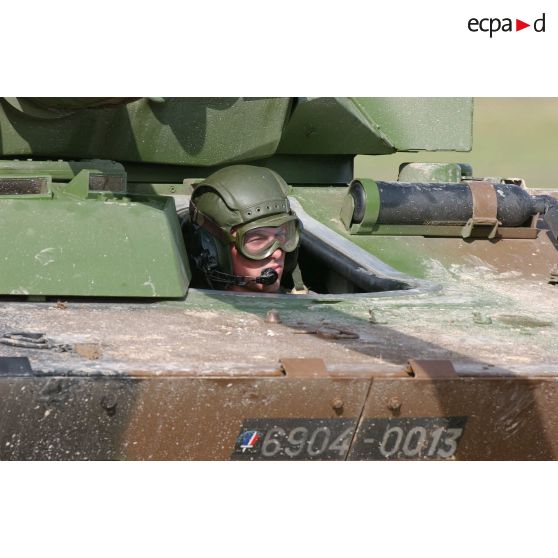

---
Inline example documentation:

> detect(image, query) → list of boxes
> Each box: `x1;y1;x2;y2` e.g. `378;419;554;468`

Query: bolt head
332;398;344;410
101;394;118;411
387;397;402;412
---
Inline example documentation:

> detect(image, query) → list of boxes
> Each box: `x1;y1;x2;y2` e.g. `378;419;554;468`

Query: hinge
280;358;327;377
406;359;457;379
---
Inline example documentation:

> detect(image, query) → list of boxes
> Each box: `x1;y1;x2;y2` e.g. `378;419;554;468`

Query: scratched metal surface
0;270;556;377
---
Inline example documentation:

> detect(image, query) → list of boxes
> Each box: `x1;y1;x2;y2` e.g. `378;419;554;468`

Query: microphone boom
205;267;278;288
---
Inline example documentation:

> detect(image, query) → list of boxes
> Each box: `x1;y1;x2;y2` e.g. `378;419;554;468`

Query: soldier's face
229;243;285;293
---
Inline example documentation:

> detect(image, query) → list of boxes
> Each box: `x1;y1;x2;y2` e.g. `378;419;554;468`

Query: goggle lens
240;222;298;259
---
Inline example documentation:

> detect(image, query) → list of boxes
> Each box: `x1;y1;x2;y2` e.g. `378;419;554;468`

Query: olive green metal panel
0;159;126;184
0;192;190;297
277;97;396;155
0;98;471;169
353;98;473;151
0;98;291;167
278;98;472;155
398;162;464;183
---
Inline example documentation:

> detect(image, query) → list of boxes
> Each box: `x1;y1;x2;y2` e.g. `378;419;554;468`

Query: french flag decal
238;430;262;452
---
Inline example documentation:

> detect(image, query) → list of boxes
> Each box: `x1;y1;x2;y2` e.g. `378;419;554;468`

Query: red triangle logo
516;19;530;31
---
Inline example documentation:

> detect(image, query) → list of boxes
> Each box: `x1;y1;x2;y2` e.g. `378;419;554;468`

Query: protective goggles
230;213;300;260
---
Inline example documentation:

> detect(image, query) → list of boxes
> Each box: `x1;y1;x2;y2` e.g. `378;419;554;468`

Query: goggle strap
189;201;232;245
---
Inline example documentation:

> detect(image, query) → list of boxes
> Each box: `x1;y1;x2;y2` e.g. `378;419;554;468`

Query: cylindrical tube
351;181;537;228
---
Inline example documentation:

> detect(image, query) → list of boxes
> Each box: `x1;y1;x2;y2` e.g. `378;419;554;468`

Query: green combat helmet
188;165;301;290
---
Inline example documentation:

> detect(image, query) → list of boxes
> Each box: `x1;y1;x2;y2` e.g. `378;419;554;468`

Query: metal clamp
462;181;500;239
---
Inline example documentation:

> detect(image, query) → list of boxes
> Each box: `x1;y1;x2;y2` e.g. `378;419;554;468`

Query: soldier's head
188;165;300;292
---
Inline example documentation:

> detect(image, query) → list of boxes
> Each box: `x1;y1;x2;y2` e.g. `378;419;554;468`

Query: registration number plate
232;417;466;460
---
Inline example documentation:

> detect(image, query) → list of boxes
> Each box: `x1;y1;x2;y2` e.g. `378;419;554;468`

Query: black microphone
255;268;278;285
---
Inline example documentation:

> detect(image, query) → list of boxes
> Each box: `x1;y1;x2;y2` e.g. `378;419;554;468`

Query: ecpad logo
468;13;546;37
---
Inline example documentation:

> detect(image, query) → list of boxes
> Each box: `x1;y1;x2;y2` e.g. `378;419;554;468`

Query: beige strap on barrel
462;181;500;239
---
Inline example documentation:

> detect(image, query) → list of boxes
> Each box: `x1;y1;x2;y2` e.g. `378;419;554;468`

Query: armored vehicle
0;97;557;460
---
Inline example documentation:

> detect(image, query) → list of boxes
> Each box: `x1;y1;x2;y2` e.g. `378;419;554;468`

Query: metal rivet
101;394;118;415
265;309;282;324
387;397;402;412
332;398;344;410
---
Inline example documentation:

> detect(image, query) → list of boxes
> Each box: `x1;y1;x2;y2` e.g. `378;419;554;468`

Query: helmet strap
290;263;309;295
189;201;232;245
